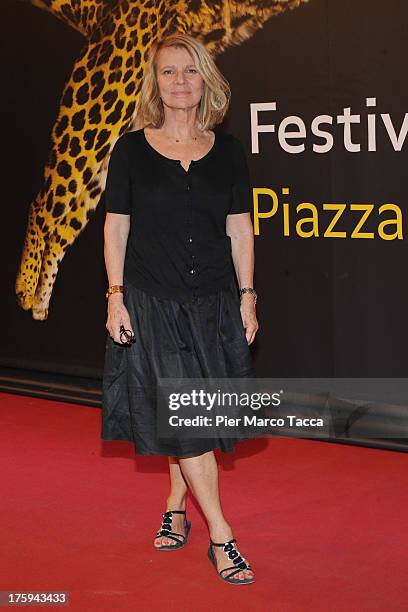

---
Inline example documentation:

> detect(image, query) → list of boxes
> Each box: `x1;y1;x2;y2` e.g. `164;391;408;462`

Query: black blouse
104;127;252;302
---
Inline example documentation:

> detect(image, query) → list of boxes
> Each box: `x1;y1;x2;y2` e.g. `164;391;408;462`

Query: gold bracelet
106;285;123;299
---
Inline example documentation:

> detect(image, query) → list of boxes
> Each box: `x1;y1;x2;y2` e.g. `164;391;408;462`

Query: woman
102;32;259;585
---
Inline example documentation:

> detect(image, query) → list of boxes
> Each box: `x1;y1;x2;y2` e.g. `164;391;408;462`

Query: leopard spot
126;8;139;28
59;134;69;154
91;69;105;86
76;82;90;105
57;160;72;179
106;100;124;124
62;86;73;108
47;149;57;169
110;56;123;70
89;103;102;124
103;89;118;111
68;180;77;194
140;11;149;29
70;217;82;231
97;41;114;66
52;202;65;218
84;129;97;149
55;115;69;138
72;66;86;83
46;192;53;212
75;156;87;171
108;70;122;84
91;79;105;99
71;109;86;131
96;144;110;162
83;167;93;184
90;187;102;199
124;100;136;120
68;137;81;158
125;81;136;96
96;129;110;149
103;20;115;38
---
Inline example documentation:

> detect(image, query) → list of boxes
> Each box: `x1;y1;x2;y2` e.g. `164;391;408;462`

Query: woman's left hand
240;294;259;345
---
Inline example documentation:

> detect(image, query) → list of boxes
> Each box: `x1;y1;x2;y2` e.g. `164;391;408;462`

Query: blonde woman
102;32;259;585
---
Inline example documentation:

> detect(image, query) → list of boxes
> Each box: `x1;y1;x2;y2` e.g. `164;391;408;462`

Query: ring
119;324;135;345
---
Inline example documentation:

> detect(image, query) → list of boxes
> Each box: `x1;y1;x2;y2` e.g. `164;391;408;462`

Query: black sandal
155;510;191;551
208;538;255;584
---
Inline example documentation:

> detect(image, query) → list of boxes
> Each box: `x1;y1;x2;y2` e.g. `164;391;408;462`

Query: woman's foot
153;500;186;548
209;525;254;582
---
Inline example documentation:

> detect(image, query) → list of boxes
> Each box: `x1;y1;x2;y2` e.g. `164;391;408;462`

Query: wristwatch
106;284;124;299
239;287;257;304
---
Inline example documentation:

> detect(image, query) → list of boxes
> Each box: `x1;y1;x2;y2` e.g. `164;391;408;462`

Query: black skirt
101;276;256;457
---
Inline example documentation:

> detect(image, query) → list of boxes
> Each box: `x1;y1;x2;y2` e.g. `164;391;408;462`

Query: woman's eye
163;69;197;74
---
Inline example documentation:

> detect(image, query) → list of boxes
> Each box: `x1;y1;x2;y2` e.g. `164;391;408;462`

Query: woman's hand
240;294;259;345
106;293;134;343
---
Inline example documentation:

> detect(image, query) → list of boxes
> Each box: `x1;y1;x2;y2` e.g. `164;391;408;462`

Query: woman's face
155;46;204;112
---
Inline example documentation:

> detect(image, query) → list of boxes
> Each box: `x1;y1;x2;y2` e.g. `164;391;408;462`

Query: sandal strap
210;538;249;570
220;566;251;579
210;538;236;547
208;539;252;580
157;510;187;540
157;527;186;536
157;532;184;544
160;511;186;527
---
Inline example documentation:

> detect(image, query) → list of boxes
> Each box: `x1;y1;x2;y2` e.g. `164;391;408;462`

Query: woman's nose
174;71;186;83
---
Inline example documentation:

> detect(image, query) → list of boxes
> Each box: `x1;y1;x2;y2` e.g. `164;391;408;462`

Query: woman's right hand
106;293;134;343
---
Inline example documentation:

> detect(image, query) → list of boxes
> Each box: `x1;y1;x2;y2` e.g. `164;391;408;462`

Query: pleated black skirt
101;276;256;457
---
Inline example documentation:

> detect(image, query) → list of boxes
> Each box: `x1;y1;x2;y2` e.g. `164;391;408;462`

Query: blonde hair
135;33;231;132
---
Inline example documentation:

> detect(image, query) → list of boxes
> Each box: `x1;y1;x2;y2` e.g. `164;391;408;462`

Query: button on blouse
104;127;252;302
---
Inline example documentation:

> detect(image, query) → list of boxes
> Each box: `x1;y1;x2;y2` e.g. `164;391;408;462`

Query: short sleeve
228;136;252;214
104;136;132;214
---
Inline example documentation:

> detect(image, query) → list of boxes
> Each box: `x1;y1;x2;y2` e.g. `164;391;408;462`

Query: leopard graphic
16;0;309;319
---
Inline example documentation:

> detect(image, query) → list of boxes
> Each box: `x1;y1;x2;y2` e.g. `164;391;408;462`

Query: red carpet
1;392;407;611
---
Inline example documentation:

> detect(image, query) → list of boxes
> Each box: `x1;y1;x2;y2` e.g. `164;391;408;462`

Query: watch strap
239;287;257;304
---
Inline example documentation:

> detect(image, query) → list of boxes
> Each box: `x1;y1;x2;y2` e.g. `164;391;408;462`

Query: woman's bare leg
153;456;188;548
178;450;254;582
